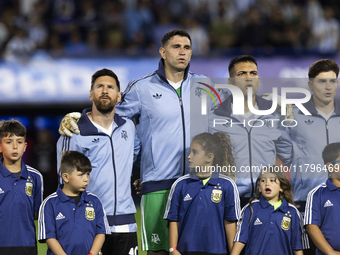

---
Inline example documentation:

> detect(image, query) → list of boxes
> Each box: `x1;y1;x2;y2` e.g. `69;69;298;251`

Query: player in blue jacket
209;55;293;207
231;166;308;255
0;120;43;255
56;69;140;255
38;151;110;255
305;142;340;254
287;59;340;213
164;132;240;255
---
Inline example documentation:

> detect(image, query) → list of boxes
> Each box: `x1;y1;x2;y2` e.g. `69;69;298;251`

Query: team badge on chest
85;203;95;221
211;184;222;203
281;211;292;231
25;177;33;196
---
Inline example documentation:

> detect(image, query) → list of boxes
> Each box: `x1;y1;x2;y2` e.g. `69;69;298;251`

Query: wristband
169;247;178;252
88;253;94;255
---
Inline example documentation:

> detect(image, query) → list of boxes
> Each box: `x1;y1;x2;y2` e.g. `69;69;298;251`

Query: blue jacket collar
259;195;288;212
300;97;340;116
0;158;28;179
57;184;90;203
78;108;126;135
214;94;273;117
326;178;340;191
156;58;191;84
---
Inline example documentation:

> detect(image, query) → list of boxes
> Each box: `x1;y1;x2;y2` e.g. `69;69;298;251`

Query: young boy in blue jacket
38;151;110;255
0;120;43;255
305;142;340;255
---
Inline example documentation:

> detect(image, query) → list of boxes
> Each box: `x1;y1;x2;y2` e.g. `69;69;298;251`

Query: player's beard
93;96;117;114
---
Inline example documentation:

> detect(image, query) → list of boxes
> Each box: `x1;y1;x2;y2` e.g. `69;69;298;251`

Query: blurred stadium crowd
0;0;340;61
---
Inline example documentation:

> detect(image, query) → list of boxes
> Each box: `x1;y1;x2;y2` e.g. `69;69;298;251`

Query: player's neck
164;66;185;83
314;98;334;115
3;157;22;173
62;185;81;196
89;107;115;130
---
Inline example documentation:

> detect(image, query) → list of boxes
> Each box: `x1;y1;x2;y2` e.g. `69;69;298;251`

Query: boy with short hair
304;142;340;254
38;151;110;255
0;120;43;255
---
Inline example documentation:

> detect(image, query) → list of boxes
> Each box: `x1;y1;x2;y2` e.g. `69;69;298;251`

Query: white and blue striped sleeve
304;186;322;227
38;194;57;242
222;176;241;221
163;178;184;221
234;204;251;244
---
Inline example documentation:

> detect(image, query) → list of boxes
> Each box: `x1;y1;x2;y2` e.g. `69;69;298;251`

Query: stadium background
0;0;339;254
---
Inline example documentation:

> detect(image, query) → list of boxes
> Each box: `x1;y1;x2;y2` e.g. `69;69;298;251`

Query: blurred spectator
103;28;124;51
209;1;238;51
18;0;39;16
85;29;100;53
267;9;287;47
306;0;323;26
78;0;102;40
49;0;77;43
65;28;87;55
152;10;177;47
4;28;36;63
0;15;10;52
26;14;48;49
102;0;125;29
124;0;155;48
238;8;268;48
311;6;340;54
182;16;210;56
47;32;65;57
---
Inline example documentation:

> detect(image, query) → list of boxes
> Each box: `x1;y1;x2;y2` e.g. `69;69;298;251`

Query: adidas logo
0;188;4;194
305;119;314;125
153;93;162;99
324;200;333;207
56;212;65;220
183;194;192;201
92;138;99;143
254;218;262;225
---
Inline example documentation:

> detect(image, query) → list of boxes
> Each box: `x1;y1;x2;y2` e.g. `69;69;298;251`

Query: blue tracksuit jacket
209;94;293;198
116;58;212;194
288;97;340;206
57;109;140;226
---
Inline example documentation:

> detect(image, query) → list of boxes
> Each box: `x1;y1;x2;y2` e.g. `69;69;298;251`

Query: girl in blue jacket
165;132;240;255
231;166;309;255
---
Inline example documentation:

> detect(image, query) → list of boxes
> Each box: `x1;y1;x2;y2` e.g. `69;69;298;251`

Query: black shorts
101;232;138;255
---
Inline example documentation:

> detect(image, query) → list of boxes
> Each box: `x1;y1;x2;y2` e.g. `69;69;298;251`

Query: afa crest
211;189;222;203
85;206;95;221
281;216;291;230
25;182;33;196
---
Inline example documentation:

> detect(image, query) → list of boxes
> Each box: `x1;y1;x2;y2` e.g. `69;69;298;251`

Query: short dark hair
161;29;191;47
322;143;340;164
228;55;258;75
91;68;120;91
60;151;92;175
0;120;26;141
308;59;339;79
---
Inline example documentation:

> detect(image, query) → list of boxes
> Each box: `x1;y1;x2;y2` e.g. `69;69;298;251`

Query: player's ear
159;47;166;59
62;173;69;183
308;80;313;91
117;91;122;103
206;152;214;164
